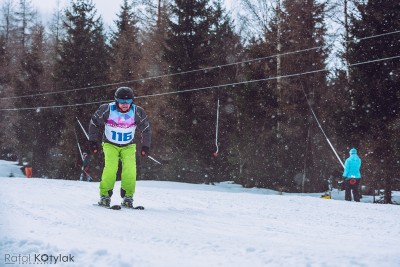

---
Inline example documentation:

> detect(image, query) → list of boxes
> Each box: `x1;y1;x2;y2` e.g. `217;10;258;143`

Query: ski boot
98;196;111;208
121;196;133;208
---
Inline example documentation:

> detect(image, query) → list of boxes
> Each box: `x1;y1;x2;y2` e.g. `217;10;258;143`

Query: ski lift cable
214;97;220;156
1;29;399;101
0;46;324;100
300;84;345;169
213;68;222;157
0;68;330;111
1;54;399;111
0;99;109;111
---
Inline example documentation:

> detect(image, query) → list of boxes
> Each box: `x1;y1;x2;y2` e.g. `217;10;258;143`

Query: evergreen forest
0;0;399;203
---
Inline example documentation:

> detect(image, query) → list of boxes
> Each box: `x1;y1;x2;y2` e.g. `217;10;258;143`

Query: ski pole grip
89;141;99;154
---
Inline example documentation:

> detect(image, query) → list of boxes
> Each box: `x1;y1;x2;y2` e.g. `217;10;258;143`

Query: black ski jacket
88;102;151;148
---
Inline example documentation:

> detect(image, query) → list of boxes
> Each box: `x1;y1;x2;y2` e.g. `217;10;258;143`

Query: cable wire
1;54;399;111
300;84;345;168
1;29;399;101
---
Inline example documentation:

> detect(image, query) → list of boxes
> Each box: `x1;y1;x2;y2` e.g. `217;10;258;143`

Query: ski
122;205;145;210
93;204;122;210
92;204;145;210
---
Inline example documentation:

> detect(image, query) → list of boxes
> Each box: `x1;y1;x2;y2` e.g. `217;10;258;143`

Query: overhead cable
1;53;399;111
1;29;399;101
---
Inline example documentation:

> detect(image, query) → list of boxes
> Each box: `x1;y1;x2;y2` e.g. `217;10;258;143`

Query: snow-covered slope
0;160;25;178
1;160;400;267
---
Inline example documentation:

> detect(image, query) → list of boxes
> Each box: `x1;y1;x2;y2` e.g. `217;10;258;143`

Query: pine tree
0;0;19;160
16;24;54;177
137;0;171;180
207;0;242;183
230;37;278;188
347;0;400;203
109;0;141;83
15;0;35;51
163;0;215;182
162;0;242;182
53;0;110;179
272;0;328;192
230;0;281;188
233;0;329;192
10;0;38;166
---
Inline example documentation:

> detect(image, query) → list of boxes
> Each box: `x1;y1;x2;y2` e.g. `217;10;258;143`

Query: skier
88;87;151;208
79;153;91;182
342;148;362;202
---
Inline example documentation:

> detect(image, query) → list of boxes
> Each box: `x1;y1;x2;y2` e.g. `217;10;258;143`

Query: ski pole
76;117;89;140
77;117;161;164
74;127;84;161
148;155;162;165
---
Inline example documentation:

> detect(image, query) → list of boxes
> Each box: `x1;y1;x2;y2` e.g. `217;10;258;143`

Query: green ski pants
100;142;137;197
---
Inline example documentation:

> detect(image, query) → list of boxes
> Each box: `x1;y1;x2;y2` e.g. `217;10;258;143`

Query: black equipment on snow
93;204;144;210
93;204;122;210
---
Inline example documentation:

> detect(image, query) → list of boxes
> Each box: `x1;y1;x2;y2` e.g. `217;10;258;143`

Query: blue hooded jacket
342;148;362;178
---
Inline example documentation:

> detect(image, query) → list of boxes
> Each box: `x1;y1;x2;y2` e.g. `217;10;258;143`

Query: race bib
104;103;137;145
105;126;136;145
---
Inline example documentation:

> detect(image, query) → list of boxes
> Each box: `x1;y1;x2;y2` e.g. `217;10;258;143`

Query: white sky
29;0;235;28
31;0;129;27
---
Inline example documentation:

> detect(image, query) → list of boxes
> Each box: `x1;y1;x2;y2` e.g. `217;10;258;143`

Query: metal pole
214;98;220;156
148;155;162;165
301;86;345;168
76;117;89;140
74;127;83;161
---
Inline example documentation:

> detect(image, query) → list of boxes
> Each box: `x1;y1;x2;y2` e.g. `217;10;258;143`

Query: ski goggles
116;98;133;104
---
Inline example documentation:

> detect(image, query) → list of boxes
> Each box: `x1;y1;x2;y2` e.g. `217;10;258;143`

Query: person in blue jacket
342;148;362;202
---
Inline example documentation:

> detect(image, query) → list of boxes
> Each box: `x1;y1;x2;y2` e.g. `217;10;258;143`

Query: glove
89;141;99;154
141;146;149;157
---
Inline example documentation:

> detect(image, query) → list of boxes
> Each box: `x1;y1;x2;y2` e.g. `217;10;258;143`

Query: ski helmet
114;87;134;101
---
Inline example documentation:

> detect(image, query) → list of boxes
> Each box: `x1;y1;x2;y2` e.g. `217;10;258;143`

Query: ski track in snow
1;176;400;267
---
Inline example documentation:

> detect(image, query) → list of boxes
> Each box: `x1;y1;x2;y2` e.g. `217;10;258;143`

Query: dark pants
344;178;361;202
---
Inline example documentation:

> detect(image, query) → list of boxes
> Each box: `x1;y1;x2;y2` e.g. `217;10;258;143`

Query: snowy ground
1;160;400;267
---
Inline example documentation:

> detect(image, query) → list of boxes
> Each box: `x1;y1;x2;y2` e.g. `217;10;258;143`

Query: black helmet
114;87;134;100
